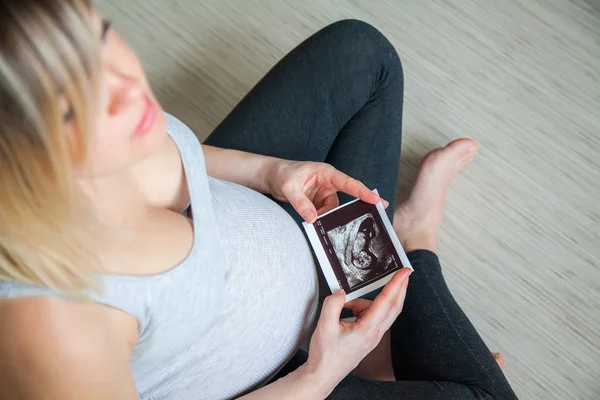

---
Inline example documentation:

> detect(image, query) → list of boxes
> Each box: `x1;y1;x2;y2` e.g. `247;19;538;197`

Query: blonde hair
0;0;103;294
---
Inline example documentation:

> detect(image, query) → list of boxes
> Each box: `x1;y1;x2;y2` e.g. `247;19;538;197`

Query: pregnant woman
0;1;516;399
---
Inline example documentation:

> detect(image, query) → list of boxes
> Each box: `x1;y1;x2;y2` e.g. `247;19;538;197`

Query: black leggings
204;19;517;400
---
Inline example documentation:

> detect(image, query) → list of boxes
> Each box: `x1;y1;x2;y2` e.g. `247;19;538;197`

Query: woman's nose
106;68;143;116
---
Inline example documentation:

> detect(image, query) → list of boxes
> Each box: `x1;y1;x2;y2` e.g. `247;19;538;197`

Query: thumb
287;185;318;223
318;289;346;327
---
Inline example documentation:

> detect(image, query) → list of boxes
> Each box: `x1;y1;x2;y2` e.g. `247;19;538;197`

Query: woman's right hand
303;268;412;394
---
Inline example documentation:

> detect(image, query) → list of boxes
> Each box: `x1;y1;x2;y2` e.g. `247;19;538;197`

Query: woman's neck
78;167;149;229
77;135;186;230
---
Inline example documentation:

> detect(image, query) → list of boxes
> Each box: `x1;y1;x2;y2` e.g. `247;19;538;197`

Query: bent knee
319;19;402;74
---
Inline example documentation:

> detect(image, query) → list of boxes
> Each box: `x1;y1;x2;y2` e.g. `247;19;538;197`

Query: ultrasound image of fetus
327;213;394;288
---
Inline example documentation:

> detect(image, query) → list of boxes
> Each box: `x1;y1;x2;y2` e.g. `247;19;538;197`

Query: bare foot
393;139;478;252
493;352;505;369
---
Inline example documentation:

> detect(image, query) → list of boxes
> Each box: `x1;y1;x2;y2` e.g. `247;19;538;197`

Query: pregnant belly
203;178;318;398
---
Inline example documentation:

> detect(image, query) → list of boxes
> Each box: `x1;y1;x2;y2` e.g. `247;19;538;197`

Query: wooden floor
96;1;600;399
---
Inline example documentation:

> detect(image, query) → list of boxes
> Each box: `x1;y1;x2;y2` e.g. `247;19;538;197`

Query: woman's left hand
267;160;389;223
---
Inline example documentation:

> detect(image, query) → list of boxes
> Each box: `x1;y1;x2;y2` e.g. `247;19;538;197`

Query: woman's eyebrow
101;19;111;41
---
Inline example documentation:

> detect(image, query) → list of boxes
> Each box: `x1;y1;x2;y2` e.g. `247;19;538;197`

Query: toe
445;138;477;153
492;352;505;369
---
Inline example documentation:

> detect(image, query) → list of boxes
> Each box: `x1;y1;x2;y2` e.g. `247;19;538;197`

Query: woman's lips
132;96;156;138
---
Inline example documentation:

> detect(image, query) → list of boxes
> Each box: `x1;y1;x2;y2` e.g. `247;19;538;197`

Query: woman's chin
141;110;169;152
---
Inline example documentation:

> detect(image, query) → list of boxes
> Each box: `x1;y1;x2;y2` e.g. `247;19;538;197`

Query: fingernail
336;289;345;296
303;211;314;222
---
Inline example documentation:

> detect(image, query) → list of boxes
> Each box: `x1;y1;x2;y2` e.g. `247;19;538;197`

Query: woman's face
72;11;168;178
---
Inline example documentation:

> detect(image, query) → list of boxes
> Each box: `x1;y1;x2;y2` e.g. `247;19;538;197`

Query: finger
318;289;347;328
316;193;339;215
343;298;372;317
357;268;411;329
326;169;380;204
285;184;318;223
381;270;411;330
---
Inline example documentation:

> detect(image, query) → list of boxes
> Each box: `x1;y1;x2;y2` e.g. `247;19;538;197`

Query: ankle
396;232;437;253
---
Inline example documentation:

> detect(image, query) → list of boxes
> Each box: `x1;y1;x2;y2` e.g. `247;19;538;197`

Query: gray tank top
0;113;319;399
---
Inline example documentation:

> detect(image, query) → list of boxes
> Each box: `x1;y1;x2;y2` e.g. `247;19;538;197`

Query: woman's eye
101;19;111;41
63;108;75;122
61;20;111;123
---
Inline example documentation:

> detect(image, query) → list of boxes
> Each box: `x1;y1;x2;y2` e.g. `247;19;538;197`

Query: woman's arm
202;145;278;193
238;365;331;400
242;268;412;399
202;145;384;223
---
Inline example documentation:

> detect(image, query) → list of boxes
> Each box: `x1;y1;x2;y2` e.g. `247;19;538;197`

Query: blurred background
95;1;600;399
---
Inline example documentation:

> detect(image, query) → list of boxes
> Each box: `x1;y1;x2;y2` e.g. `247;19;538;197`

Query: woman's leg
207;19;516;399
328;141;518;399
204;19;403;223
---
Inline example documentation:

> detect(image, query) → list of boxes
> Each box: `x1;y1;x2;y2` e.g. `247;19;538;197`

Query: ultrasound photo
327;213;394;289
303;191;413;301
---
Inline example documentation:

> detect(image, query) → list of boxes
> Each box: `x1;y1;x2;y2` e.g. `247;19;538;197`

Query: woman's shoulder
0;296;137;397
0;295;130;350
0;291;139;354
0;294;137;346
164;112;201;148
